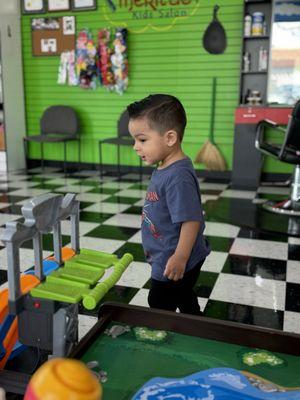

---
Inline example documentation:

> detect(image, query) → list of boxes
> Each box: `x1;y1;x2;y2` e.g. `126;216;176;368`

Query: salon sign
103;0;199;32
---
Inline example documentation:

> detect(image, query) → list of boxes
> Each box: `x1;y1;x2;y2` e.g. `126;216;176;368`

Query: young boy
127;94;210;315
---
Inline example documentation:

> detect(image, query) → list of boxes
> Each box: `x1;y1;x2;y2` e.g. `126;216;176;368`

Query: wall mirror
267;0;300;105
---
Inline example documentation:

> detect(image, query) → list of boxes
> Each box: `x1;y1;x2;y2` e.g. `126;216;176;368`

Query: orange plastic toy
24;358;103;400
0;274;40;369
47;247;76;263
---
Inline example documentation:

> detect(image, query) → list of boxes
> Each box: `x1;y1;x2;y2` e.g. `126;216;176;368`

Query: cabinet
239;0;272;106
0;8;26;171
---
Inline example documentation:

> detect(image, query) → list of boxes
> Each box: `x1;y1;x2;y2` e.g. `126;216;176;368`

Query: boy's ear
166;130;178;146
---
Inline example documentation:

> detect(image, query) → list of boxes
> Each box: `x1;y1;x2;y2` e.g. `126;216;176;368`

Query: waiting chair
255;99;300;216
98;110;142;179
23;105;80;174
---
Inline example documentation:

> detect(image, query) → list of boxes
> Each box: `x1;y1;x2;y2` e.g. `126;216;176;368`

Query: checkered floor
0;166;300;340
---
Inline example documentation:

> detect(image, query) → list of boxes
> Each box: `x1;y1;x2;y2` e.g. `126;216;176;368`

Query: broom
194;77;226;171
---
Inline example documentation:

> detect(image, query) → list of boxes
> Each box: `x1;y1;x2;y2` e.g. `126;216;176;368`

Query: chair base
262;199;300;216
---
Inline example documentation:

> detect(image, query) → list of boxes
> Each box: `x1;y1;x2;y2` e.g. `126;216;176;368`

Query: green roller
83;253;133;310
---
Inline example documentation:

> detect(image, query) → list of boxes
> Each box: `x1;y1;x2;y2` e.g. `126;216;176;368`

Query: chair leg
41;142;44;172
117;144;121;179
139;157;142;182
99;141;103;178
23;139;28;172
63;141;67;176
78;139;81;172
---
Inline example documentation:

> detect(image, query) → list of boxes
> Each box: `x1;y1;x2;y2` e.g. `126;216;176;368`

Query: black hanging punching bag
203;5;227;54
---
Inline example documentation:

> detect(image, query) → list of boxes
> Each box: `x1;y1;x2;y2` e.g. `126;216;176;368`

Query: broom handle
209;77;217;143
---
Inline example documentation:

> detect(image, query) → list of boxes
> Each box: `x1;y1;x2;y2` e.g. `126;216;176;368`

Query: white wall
0;0;20;15
0;0;26;171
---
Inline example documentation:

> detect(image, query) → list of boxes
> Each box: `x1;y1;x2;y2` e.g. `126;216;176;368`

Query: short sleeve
165;176;203;224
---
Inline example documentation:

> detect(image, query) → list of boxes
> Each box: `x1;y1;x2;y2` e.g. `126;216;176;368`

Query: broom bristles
194;140;226;171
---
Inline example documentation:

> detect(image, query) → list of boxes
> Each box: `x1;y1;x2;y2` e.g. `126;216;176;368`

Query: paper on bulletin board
31;16;75;56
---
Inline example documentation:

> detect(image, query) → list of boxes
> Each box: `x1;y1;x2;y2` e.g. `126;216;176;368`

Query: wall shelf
244;35;269;39
239;0;272;106
242;71;267;74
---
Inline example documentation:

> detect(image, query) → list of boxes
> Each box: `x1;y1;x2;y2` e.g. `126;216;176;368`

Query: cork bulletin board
31;16;75;56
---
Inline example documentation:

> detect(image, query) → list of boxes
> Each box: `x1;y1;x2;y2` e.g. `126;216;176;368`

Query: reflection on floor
0;167;299;339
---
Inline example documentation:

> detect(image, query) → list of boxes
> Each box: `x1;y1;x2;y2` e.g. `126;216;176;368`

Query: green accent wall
21;0;292;174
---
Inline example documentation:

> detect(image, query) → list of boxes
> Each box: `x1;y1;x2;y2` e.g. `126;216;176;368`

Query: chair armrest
255;119;285;152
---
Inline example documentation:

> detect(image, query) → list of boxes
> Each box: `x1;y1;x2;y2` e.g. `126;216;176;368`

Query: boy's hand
163;253;187;281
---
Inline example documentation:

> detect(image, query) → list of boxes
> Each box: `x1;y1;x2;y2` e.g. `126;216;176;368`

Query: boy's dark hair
127;94;187;142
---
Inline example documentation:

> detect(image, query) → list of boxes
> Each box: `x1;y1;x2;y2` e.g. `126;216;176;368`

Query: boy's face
129;117;175;165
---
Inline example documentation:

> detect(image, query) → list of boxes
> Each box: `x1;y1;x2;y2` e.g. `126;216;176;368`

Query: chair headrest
292;100;300;120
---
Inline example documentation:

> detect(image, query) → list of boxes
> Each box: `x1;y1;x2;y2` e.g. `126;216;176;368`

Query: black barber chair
255;99;300;216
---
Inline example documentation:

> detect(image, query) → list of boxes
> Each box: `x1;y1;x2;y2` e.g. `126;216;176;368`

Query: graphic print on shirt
142;190;162;239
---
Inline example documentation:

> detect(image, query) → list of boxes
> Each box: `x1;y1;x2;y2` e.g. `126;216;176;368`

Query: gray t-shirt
141;157;210;281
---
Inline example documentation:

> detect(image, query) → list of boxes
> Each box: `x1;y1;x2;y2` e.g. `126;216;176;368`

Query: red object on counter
235;106;292;125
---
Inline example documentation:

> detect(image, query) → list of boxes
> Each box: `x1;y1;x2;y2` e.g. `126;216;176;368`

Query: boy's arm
164;221;201;281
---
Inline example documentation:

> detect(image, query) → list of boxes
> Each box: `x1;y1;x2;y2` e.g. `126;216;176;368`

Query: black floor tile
79;211;113;223
0;205;23;215
222;254;287;281
205;236;234;252
20;234;70;251
238;227;289;242
129;183;149;190
123;206;142;215
87;187;120;195
114;242;145;262
288;244;300;261
204;300;284;330
85;225;139;241
104;195;141;204
0;194;29;203
255;193;287;201
79;201;94;210
78;286;139;317
77;179;102;187
0;269;8;285
194;271;218;298
285;282;300;312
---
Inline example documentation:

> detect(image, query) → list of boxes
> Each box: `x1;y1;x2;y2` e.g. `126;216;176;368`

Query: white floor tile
79;236;125;253
103;213;141;228
116;261;150;288
0;213;21;225
201;251;228;273
210;273;286;311
129;288;149;307
134;199;145;207
56;185;94;194
84;202;130;214
76;193;110;203
46;177;81;185
128;230;142;243
115;189;147;198
198;297;209;312
0;248;52;272
283;311;300;334
220;190;257;199
200;182;228;191
229;238;288;260
101;181;134;189
288;237;300;245
78;314;98;340
7;181;41;188
286;260;300;284
8;188;51;197
201;194;218;203
257;186;290;195
204;222;240;238
60;220;98;236
0;202;10;208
